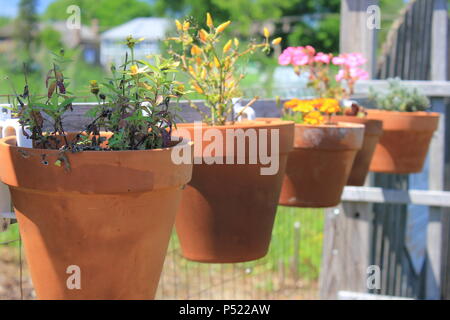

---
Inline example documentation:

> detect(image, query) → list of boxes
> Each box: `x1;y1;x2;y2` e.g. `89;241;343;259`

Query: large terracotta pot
174;119;294;263
0;135;193;300
279;122;364;208
331;116;383;186
366;110;440;173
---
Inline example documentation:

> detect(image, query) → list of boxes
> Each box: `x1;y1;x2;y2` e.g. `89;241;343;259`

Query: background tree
15;0;38;63
44;0;153;29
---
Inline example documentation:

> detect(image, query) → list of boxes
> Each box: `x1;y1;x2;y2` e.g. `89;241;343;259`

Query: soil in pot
173;119;294;263
366;110;440;174
0;135;193;300
279;122;365;208
331;116;383;186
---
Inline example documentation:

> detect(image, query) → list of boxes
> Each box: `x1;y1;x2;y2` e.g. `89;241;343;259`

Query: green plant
85;36;185;150
369;78;430;112
7;36;186;155
167;13;280;126
7;49;75;150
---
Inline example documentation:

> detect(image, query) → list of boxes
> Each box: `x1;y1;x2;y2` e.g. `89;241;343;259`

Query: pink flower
292;50;309;66
332;56;346;65
278;52;291;65
349;67;369;80
304;45;316;56
346;53;366;68
315;52;331;64
332;53;367;68
335;69;345;81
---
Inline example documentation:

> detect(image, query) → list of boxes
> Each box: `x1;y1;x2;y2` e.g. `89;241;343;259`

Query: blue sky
0;0;54;17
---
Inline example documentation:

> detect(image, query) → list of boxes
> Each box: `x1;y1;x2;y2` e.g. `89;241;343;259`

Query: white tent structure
100;17;172;68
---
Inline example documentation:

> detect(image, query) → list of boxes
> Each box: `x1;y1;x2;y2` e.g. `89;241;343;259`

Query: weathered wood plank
340;0;379;77
341;187;450;207
355;80;450;97
319;203;373;299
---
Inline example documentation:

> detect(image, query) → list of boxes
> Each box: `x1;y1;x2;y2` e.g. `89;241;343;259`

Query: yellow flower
272;37;282;45
214;56;220;68
193;83;204;94
191;44;202;56
90;80;99;95
293;100;314;113
175;20;182;31
223;39;232;53
216;21;231;34
183;21;190;31
234;38;239;47
284;98;300;109
263;27;270;38
188;65;196;76
199;29;209;42
130;65;139;75
304;111;324;125
317;98;340;114
206;12;214;28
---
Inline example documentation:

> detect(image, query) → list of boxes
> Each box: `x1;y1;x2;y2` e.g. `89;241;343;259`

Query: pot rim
0;135;194;194
330;115;383;136
0;134;192;155
177;118;295;130
293;121;365;130
366;109;440;118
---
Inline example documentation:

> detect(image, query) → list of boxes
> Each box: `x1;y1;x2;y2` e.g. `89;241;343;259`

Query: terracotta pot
366;109;440;173
0;135;193;300
331;116;383;186
173;119;294;263
279;122;365;208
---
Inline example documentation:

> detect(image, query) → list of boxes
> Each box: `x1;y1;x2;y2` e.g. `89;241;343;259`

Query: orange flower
193;83;203;94
317;98;340;114
223;40;232;53
284;98;301;109
304;111;324;125
199;29;209;42
216;21;231;34
284;99;315;113
191;44;202;56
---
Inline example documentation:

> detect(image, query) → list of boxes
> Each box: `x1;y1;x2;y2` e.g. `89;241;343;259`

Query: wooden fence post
339;0;379;77
319;204;373;299
319;0;379;299
425;0;448;300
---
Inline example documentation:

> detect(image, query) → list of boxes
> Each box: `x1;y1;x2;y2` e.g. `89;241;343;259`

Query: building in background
100;17;171;68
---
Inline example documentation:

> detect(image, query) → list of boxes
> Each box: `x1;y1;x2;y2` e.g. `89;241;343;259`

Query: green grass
0;223;20;248
266;206;324;280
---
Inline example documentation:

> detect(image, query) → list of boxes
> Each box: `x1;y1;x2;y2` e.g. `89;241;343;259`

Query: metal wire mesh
156;206;324;300
0;207;324;300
